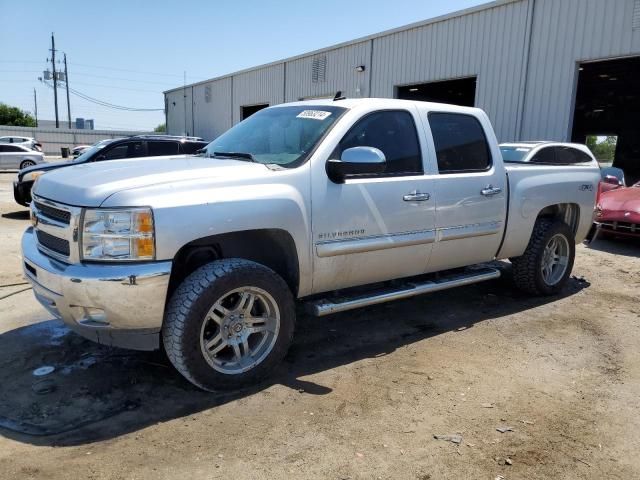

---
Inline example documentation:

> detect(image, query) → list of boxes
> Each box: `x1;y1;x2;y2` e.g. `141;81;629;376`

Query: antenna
333;91;346;101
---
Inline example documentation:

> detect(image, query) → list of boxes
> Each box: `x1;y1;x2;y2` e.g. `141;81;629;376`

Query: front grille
600;221;638;232
36;230;70;256
34;201;71;225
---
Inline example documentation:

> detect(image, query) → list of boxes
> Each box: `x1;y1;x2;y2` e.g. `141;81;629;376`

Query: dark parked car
13;135;208;206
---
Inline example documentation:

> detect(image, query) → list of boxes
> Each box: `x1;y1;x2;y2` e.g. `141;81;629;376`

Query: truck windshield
204;105;347;167
500;146;532;162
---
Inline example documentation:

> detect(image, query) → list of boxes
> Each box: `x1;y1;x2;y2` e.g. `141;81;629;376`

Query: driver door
311;108;436;294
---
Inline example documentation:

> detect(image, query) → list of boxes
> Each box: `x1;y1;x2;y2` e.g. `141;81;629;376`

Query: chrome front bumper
22;227;172;351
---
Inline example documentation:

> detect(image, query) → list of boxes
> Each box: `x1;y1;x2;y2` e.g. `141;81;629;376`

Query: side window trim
335;108;424;179
428;112;493;175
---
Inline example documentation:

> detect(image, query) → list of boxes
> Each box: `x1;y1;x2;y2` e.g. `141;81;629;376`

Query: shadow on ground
585;236;640;258
0;265;589;447
1;210;30;221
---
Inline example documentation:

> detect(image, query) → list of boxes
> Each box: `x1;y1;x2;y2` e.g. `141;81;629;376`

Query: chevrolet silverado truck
22;99;600;391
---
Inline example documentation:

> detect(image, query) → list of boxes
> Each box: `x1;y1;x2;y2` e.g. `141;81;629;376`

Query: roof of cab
273;97;485;115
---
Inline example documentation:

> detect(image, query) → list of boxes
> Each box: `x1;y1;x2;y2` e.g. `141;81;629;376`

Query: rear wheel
20;160;35;169
162;259;295;391
511;219;575;296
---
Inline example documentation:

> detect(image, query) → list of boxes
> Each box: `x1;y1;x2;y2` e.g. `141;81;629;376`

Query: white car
499;141;596;164
0;136;42;152
0;144;45;170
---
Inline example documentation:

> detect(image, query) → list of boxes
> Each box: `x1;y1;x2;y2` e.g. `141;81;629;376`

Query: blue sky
0;0;486;131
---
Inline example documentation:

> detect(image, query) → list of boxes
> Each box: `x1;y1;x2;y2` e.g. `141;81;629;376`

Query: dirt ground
0;171;638;480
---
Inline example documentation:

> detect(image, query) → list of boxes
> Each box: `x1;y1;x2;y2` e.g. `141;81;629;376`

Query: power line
41;79;163;111
70;80;164;94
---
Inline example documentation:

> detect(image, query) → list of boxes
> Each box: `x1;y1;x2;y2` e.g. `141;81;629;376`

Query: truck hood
32;155;271;207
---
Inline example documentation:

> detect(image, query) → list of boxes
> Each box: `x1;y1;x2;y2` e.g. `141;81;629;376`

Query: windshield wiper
212;151;256;162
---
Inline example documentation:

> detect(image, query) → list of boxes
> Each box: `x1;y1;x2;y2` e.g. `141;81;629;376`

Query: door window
429;112;492;173
336;110;423;176
101;142;144;160
147;141;179;156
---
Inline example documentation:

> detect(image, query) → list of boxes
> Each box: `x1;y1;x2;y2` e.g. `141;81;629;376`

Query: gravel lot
0;171;638;479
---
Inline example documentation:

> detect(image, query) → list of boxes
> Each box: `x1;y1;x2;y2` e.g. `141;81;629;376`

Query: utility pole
50;33;59;128
183;71;187;136
33;88;38;127
63;53;71;128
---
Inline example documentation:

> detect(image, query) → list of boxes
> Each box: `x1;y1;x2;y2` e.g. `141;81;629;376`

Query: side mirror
326;146;386;183
603;174;623;186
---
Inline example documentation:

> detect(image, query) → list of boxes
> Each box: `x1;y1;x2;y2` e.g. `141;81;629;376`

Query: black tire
20;160;35;169
162;258;295;391
511;218;575;296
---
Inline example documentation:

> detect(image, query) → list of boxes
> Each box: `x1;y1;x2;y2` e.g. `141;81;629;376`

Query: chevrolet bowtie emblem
31;212;38;227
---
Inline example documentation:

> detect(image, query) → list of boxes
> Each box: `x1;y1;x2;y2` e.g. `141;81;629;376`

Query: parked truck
22;99;600;391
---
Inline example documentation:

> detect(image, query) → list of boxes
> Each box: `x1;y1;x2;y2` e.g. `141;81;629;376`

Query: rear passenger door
423;111;507;272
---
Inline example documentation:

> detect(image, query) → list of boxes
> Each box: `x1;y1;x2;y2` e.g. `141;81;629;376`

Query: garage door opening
241;103;269;120
572;56;640;184
396;77;476;107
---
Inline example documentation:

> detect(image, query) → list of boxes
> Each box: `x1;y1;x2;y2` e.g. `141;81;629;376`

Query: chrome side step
306;267;501;317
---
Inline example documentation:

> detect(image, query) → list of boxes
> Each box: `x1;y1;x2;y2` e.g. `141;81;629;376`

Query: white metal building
165;0;640;179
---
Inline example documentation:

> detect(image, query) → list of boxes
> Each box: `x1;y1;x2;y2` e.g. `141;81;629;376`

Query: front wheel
511;219;575;296
162;259;295;391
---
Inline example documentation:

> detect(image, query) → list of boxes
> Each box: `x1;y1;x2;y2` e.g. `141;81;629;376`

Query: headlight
595;203;603;217
22;170;45;182
81;208;155;261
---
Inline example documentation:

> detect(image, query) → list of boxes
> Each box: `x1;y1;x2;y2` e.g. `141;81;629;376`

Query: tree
0;103;36;127
585;135;617;162
154;123;166;133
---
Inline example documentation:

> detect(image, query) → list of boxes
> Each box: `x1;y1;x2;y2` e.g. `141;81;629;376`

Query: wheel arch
168;228;300;299
498;202;582;259
535;203;580;237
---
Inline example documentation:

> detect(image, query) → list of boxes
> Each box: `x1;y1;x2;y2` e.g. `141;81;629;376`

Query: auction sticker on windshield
297;110;332;120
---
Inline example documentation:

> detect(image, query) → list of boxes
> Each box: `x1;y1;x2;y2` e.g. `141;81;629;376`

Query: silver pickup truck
22;99;600;391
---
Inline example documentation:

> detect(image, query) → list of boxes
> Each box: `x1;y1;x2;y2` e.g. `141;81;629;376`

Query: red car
594;180;640;238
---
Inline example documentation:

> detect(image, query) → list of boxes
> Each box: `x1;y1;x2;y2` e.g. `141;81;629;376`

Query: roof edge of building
163;0;519;94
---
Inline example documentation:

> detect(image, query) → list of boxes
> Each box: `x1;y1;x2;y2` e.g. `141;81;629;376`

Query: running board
306;267;501;317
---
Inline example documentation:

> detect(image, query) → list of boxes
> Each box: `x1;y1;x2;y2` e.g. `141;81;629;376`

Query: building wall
520;0;640;140
166;0;640;143
165;87;193;136
192;78;233;141
285;41;372;101
232;63;285;124
370;0;529;141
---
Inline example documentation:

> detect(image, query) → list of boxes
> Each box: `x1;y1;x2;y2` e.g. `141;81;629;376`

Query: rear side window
147;141;179;156
429;113;492;173
530;147;556;163
555;147;592;164
336;110;423;176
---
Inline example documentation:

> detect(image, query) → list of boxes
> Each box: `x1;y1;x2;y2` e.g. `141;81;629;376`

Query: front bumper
593;220;640;239
21;227;172;350
13;180;33;207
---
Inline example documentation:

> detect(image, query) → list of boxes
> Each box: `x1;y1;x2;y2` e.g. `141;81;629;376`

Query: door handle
403;191;430;202
481;185;502;197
